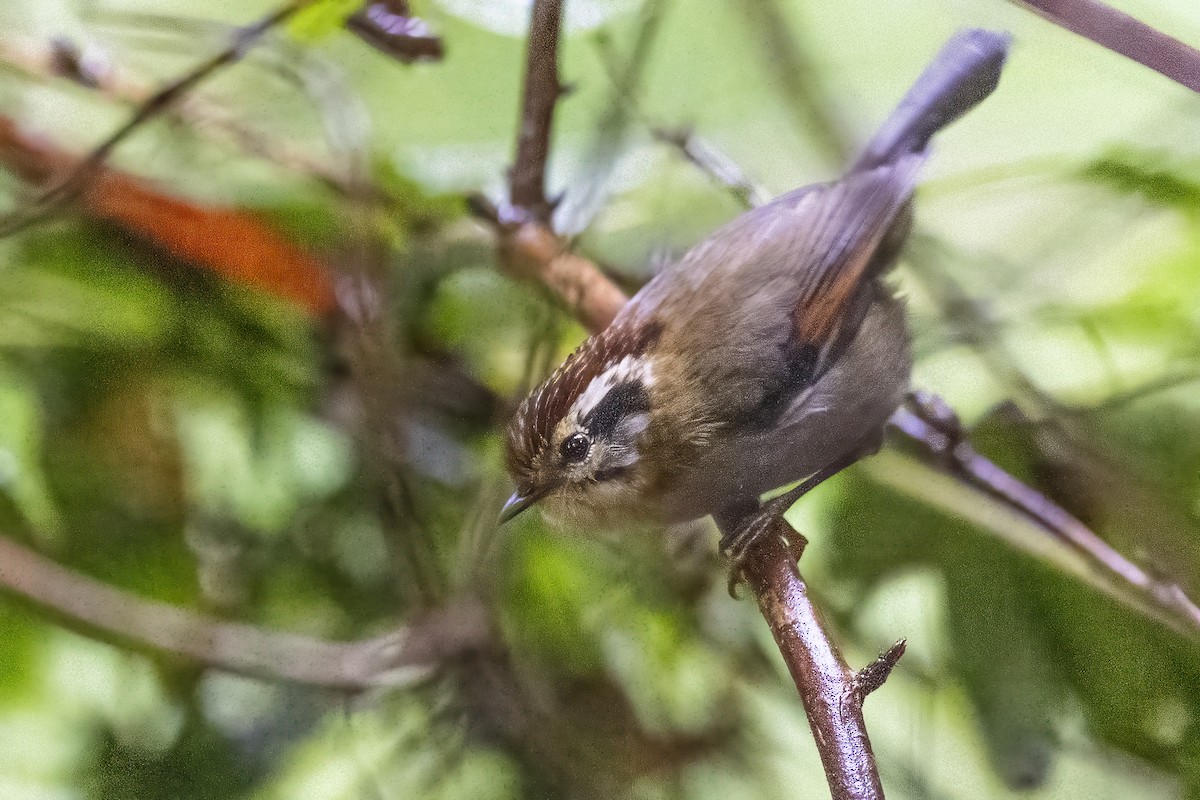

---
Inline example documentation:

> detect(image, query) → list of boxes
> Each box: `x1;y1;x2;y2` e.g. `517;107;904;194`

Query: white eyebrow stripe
568;355;654;425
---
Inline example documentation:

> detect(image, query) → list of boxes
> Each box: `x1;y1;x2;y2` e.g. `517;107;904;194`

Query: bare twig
891;392;1200;639
0;36;356;194
508;0;565;223
653;126;769;209
0;0;313;237
733;518;895;800
0;534;490;688
1013;0;1200;93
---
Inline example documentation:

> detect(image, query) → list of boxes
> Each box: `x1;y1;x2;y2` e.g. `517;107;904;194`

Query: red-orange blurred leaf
0;117;336;316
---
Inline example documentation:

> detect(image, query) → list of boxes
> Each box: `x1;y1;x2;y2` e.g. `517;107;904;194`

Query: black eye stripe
582;381;649;439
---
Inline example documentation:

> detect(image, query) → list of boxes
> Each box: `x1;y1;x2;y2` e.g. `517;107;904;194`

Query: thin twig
1069;370;1200;415
1013;0;1200;93
561;0;670;233
508;0;565;223
469;0;628;333
0;0;313;237
653;126;769;209
891;393;1200;639
0;35;356;194
0;534;490;688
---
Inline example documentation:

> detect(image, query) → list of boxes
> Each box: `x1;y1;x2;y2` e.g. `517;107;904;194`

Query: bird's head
502;322;665;527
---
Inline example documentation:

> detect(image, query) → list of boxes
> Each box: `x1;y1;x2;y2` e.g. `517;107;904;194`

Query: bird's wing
776;155;924;353
638;156;923;425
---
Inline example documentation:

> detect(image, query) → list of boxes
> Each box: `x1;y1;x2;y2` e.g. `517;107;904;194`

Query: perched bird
501;30;1009;539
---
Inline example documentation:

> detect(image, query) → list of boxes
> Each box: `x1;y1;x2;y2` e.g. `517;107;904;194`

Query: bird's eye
560;432;591;463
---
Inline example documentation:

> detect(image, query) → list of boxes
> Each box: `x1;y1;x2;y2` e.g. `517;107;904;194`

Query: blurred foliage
0;1;1197;799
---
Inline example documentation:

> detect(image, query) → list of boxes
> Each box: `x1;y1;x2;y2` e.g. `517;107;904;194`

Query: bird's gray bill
499;491;536;523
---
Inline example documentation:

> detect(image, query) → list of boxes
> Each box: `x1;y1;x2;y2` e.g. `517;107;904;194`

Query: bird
500;29;1010;546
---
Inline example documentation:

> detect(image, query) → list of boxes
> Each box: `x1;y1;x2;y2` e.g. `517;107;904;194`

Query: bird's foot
720;497;808;598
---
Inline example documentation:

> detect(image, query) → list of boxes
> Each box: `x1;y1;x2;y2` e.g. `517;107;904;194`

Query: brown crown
506;319;662;488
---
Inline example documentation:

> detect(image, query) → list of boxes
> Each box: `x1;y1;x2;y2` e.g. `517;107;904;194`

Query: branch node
852;639;907;699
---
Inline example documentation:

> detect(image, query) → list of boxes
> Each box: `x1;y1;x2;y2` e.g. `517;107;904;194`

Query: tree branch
0;534;491;689
0;35;357;195
890;393;1200;639
0;0;314;238
732;519;897;800
1012;0;1200;93
653;126;769;209
508;0;565;223
345;1;444;64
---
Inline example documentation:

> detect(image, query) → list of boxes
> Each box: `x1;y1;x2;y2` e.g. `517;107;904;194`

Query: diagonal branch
891;393;1200;639
0;0;314;238
1013;0;1200;93
0;534;491;689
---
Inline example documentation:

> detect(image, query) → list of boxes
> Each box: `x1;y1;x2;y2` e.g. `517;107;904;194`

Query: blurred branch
0;36;357;194
0;0;314;238
653;126;770;208
906;232;1063;418
1013;0;1200;93
0;115;338;314
735;0;851;166
1070;370;1200;415
345;0;444;64
508;0;566;223
0;534;491;689
469;194;628;334
891;392;1200;639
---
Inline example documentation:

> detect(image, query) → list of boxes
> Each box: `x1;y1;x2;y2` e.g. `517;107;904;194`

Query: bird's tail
854;29;1010;172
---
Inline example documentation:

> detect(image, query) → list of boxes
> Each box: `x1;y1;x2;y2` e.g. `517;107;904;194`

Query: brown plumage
501;29;1009;528
506;319;662;491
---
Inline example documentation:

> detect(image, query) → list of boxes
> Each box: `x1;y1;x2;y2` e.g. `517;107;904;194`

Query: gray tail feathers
853;29;1010;172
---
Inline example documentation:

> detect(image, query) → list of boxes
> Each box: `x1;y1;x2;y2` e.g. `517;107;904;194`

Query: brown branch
1013;0;1200;93
466;0;627;334
0;534;491;689
0;0;314;237
891;392;1200;639
509;0;565;223
736;520;894;799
